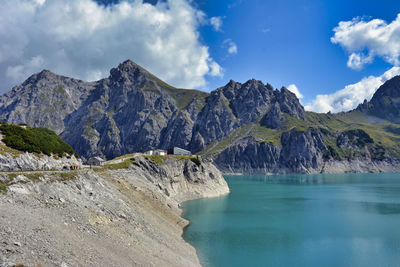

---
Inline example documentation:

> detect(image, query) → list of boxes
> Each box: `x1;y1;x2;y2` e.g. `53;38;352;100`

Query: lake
182;173;400;267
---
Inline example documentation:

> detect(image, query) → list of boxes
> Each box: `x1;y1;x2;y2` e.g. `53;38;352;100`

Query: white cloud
287;84;303;99
6;55;44;82
331;14;400;70
223;39;238;55
210;16;223;31
305;67;400;113
346;53;373;70
0;0;222;92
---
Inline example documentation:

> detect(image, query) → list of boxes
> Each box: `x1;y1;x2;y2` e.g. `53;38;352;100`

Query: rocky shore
0;155;229;266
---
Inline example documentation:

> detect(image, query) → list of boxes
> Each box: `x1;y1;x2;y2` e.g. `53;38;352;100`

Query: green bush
190;156;201;166
172;155;202;166
0;182;7;194
0;123;78;157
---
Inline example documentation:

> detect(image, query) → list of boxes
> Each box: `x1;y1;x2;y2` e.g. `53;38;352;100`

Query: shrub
0;182;7;194
190;156;201;166
0;123;78;157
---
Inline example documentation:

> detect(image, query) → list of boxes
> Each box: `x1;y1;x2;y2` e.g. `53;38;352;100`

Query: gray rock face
0;70;95;134
214;137;281;173
214;128;326;174
189;79;304;152
214;127;400;174
0;153;81;171
0;156;229;266
357;75;400;122
261;102;284;129
279;128;326;172
0;60;305;162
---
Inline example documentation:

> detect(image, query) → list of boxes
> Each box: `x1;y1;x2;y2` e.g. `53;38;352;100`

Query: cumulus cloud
331;14;400;70
305;67;400;113
0;0;222;92
210;16;223;31
287;84;303;99
222;39;238;55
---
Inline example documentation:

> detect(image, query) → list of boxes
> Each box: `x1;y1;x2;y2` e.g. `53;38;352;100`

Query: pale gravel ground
0;156;229;266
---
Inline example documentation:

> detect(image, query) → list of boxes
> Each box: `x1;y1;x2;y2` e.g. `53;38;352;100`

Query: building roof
90;156;105;162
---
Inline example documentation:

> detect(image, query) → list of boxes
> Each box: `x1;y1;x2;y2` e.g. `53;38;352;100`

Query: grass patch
143;155;164;165
172;155;202;166
197;106;400;159
103;158;134;170
0;181;7;194
24;173;44;181
305;111;400;157
59;171;78;181
0;122;78;157
205;124;255;155
137;63;209;111
251;125;282;144
0;142;23;157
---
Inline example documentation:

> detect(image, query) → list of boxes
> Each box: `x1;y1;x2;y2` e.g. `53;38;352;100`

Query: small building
154;149;167;156
87;156;105;166
167;147;191;156
144;150;154;155
144;149;167;156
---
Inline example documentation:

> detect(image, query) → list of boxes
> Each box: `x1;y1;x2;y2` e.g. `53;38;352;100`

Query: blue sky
1;0;400;113
193;0;400;106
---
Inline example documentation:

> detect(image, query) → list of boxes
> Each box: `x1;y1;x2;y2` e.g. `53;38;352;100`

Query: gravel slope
0;156;229;266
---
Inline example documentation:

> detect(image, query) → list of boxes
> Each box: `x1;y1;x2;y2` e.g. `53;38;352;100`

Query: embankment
0;155;229;266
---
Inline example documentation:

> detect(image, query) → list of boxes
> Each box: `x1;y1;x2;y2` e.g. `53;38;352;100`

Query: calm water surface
182;173;400;267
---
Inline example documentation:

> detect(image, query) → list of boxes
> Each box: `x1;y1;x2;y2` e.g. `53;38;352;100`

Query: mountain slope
1;60;400;173
0;70;95;134
0;60;304;161
357;75;400;122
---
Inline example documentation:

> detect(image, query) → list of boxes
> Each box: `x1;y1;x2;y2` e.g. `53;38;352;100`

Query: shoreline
0;156;230;266
179;189;231;266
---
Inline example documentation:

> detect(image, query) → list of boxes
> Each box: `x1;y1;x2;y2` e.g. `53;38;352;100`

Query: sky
0;0;400;113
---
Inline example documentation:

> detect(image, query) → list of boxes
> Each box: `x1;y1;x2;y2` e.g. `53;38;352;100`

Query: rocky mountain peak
22;69;58;86
109;59;151;85
356;75;400;122
371;75;400;99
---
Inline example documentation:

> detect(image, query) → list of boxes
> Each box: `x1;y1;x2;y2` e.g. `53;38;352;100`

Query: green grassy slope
200;110;400;159
0;122;78;157
136;63;209;111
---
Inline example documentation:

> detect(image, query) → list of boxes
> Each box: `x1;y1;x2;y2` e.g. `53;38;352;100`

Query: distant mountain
357;75;400;123
1;60;400;174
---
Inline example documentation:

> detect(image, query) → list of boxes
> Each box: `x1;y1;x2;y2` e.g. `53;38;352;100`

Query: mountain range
1;59;400;173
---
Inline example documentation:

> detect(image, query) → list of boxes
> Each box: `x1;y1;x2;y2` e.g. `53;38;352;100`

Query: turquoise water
182;173;400;267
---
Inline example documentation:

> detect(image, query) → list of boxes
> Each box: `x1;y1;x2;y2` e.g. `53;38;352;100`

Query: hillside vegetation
202;110;400;160
0;122;78;157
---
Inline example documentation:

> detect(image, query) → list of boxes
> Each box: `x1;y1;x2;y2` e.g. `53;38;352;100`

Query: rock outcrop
0;60;305;161
357;75;400;122
1;60;400;174
0;152;81;171
0;155;229;266
214;127;400;174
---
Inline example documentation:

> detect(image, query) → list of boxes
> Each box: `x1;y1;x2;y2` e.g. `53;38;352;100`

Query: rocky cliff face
1;60;400;174
0;155;229;266
0;70;95;134
0;60;304;161
357;75;400;123
214;127;400;174
0;153;81;171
